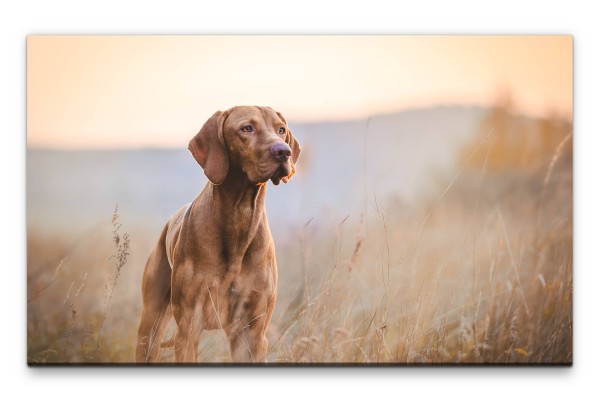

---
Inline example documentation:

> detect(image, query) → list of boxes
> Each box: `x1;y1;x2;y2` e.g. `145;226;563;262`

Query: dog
135;106;301;363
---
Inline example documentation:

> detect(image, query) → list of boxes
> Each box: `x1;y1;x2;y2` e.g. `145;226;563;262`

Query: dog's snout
271;142;292;162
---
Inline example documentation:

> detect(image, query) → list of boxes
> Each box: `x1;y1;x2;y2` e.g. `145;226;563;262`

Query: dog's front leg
172;296;202;363
228;328;268;363
227;294;275;363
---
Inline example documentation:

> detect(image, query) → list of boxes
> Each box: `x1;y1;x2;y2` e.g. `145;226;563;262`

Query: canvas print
27;35;572;365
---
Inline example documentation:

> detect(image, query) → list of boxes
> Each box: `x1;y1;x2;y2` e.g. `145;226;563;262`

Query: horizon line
26;102;572;152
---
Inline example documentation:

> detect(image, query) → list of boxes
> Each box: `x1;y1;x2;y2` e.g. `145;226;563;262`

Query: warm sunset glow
27;35;572;149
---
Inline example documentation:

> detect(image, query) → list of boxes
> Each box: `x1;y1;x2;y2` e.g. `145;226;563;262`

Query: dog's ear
286;129;301;165
276;111;302;184
188;110;230;185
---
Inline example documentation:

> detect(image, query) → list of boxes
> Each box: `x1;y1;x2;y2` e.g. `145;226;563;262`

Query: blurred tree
461;88;572;172
537;111;573;168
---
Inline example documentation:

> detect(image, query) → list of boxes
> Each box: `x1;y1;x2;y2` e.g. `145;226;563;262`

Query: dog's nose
271;142;292;162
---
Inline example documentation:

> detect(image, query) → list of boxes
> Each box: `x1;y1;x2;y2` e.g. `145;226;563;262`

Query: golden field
27;105;572;364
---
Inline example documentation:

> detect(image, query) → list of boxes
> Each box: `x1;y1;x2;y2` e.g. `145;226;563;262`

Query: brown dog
135;106;301;363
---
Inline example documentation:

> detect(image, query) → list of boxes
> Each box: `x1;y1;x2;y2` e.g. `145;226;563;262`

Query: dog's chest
200;271;275;331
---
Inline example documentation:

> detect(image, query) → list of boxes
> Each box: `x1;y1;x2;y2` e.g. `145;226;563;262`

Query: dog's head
189;106;301;186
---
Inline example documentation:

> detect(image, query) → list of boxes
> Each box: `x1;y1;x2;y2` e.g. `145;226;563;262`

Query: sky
27;35;572;149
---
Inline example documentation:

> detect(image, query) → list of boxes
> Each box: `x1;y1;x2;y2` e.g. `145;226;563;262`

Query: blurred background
27;35;572;364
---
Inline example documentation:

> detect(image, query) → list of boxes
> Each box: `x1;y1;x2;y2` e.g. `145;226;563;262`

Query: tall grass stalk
97;205;130;352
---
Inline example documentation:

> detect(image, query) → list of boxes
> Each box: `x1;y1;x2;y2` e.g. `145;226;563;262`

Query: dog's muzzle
268;142;292;185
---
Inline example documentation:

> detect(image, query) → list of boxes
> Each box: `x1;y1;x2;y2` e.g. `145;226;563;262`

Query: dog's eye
278;127;286;135
241;125;254;133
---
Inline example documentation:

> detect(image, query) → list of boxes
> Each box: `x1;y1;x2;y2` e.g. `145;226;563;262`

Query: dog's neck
211;169;266;216
211;169;266;244
208;170;268;260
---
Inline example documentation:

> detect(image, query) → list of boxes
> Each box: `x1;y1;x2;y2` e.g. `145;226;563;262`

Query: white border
4;1;598;401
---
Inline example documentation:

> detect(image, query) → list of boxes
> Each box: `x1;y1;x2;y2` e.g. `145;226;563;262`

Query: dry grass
27;131;572;365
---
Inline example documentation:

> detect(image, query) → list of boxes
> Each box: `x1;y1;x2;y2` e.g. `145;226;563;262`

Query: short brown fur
136;106;301;363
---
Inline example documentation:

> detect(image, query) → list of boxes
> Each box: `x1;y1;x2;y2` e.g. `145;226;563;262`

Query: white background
2;1;597;400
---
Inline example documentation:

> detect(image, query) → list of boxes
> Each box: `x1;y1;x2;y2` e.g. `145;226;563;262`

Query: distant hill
27;105;487;242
